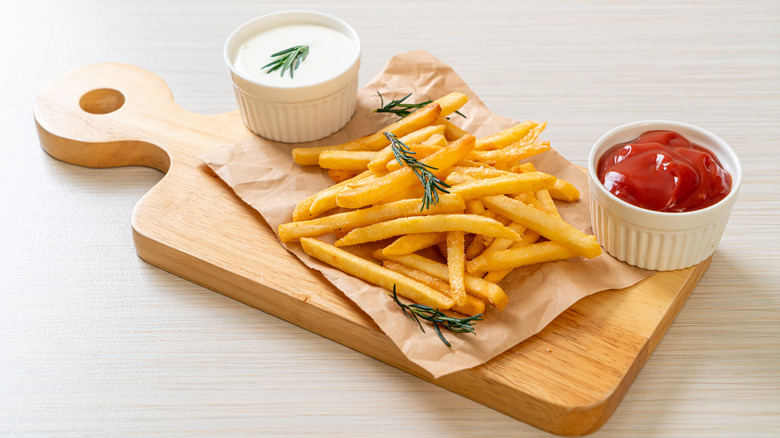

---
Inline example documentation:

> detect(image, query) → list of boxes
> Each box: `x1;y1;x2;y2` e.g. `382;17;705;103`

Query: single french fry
373;184;426;205
292;102;443;165
373;250;508;311
301;238;454;309
319;151;376;170
382;260;485;316
367;124;446;172
279;194;466;242
535;189;562;219
448;172;557;200
328;169;362;182
548;178;581;202
336;134;477;209
382;232;447;256
467;141;550;164
334;213;521;247
466;241;577;274
446;231;468;306
474;121;537;151
482;230;541;283
481;195;602;258
434;91;470;118
450;166;515;179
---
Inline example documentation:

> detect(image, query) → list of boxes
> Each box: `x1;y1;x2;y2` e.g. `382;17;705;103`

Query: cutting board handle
33;63;248;173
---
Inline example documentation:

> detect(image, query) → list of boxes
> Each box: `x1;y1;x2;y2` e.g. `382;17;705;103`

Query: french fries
446;231;468;306
481;195;601;258
292;102;443;165
319;151;377;170
382;232;447;256
301;238;454;309
277;92;599;323
336;134;476;209
333;214;522;247
382;260;485;316
279;195;465;242
467;241;577;274
373;250;509;311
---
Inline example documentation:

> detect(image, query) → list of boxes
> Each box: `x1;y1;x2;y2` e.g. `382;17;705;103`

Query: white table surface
2;0;779;436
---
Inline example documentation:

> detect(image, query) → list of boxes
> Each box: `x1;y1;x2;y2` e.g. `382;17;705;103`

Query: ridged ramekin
224;10;361;143
587;120;742;271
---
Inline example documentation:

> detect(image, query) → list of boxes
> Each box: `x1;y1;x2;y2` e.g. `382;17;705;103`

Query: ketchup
597;130;732;212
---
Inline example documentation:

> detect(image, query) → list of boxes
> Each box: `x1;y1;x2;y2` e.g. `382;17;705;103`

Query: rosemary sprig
374;92;466;119
384;132;451;210
391;286;482;347
262;45;310;79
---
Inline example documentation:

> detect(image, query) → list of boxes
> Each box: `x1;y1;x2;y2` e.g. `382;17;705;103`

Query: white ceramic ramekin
224;11;361;143
587;120;742;271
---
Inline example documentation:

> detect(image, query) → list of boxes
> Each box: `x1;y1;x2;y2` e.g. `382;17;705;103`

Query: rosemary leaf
374;92;466;119
384;132;450;210
262;45;310;79
391;286;482;347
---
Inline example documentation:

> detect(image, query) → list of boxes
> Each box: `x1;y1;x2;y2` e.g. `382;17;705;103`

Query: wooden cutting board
33;63;710;437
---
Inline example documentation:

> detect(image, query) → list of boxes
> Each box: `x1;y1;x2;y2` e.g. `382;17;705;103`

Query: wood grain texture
3;0;779;437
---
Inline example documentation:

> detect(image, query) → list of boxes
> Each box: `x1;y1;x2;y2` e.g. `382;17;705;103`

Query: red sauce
597;130;732;212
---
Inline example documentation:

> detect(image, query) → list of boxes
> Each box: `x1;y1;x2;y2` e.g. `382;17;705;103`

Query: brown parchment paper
201;50;652;378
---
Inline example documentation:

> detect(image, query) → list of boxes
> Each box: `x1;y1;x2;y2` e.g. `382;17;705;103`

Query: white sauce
234;23;356;87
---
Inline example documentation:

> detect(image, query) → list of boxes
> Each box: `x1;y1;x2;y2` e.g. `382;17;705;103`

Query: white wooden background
2;0;778;436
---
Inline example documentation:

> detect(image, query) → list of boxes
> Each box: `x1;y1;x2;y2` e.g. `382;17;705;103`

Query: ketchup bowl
587;120;742;271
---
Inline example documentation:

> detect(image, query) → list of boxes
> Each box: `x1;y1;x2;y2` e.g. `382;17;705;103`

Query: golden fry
435;92;470;117
279;195;466;242
319;150;376;170
328;169;362;182
474;121;537;151
467;141;550;164
548;178;581;202
535;190;562;219
382;232;447;256
446;231;468;306
466;241;578;274
334;214;521;247
449;172;556;200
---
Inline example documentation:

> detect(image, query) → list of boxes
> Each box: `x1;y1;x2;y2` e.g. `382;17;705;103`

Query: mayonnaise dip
233;23;356;87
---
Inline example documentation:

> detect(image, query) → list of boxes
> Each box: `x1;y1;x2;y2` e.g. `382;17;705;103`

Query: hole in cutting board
79;88;125;114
